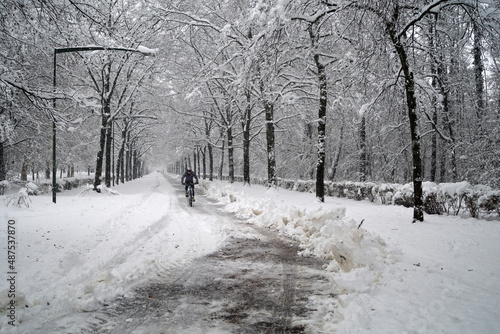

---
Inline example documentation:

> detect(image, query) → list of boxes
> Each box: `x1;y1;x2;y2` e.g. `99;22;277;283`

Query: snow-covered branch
0;75;64;101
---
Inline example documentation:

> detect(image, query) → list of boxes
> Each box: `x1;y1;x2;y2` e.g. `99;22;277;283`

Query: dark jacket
181;171;199;184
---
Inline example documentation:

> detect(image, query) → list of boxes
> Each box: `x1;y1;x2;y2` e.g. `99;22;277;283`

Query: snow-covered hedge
215;175;499;218
36;177;94;193
0;177;94;195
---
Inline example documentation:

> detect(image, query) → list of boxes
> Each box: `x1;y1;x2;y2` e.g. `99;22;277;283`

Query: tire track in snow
90;173;222;285
78;223;332;333
30;173;226;333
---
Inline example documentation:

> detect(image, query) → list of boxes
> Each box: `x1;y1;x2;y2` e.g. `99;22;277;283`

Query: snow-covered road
1;173;227;332
1;173;335;333
74;224;333;333
1;172;500;333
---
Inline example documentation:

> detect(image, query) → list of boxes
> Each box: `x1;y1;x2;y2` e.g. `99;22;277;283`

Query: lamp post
52;46;154;203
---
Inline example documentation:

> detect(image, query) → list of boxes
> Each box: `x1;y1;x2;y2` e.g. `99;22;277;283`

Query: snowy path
2;173;335;333
79;223;332;333
72;176;334;333
1;173;226;333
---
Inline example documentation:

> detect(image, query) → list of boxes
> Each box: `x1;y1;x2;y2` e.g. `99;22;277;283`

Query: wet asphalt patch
80;224;334;333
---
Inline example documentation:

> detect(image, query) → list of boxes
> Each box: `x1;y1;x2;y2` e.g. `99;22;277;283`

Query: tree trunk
21;161;28;181
430;105;438;183
124;134;130;182
116;150;121;185
105;119;112;187
193;149;197;174
94;112;108;190
133;150;138;179
359;115;367;182
117;126;127;185
242;89;251;185
202;146;206;179
437;51;456;183
205;119;214;181
126;138;132;181
264;100;276;187
219;131;225;180
197;147;200;177
429;18;438;183
312;49;327;202
308;23;328;202
45;160;50;179
227;124;234;183
473;21;486;119
0;141;5;181
257;63;277;188
330;124;343;181
208;142;213;181
94;62;111;191
120;145;125;184
388;22;424;222
242;125;250;185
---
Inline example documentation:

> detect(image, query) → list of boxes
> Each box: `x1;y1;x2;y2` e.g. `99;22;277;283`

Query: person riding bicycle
181;169;199;200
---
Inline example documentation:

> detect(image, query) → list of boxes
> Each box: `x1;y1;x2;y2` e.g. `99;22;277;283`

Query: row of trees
1;0;499;221
157;0;499;221
0;0;162;194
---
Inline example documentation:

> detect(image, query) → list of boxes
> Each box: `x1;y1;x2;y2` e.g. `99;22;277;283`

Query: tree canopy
1;0;499;220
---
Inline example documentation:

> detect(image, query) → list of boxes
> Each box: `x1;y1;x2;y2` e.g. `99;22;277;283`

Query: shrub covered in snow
213;175;499;218
372;183;400;205
278;179;295;190
25;181;39;195
392;183;414;208
478;191;500;215
436;182;469;215
33;177;95;194
293;180;315;193
0;180;9;195
5;187;31;208
3;181;39;207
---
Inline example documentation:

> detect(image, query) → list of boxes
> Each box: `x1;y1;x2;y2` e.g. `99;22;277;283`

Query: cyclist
181;169;199;201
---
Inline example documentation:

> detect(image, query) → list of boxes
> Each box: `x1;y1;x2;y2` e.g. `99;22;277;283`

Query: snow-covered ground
206;179;500;333
1;172;499;333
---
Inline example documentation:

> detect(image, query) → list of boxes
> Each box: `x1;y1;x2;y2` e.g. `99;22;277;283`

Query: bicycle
183;182;196;207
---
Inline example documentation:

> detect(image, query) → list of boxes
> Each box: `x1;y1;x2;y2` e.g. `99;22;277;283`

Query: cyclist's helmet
187;169;192;173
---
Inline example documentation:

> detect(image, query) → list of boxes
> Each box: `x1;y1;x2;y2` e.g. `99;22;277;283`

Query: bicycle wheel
188;186;193;207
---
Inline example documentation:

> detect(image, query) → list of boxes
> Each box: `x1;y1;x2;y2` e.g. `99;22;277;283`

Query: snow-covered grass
0;172;499;333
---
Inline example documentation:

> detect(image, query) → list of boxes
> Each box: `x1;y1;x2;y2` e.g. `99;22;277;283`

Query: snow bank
204;181;401;329
205;182;396;273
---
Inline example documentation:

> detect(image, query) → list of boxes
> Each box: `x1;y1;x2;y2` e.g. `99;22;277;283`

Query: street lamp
52;46;155;203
